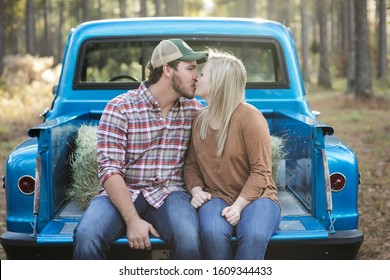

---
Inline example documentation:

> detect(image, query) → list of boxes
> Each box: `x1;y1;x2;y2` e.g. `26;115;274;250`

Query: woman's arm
239;109;274;201
184;128;207;189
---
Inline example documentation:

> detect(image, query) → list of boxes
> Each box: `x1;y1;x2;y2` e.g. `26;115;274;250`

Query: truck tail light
18;175;35;195
330;173;346;192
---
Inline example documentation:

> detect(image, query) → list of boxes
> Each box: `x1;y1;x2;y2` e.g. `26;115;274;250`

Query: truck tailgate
36;189;329;245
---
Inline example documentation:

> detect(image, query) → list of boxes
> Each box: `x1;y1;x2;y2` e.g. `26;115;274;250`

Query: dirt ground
308;91;390;260
0;90;389;260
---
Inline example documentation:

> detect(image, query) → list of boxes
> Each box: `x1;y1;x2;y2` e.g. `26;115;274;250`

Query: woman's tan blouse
184;102;280;208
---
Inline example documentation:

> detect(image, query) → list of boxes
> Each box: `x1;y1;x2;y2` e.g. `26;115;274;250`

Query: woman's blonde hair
196;50;247;156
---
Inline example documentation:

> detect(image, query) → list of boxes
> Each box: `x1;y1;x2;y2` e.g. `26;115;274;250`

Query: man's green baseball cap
151;38;208;68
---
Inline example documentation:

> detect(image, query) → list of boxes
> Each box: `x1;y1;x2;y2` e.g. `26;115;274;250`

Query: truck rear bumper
1;229;363;260
265;229;364;259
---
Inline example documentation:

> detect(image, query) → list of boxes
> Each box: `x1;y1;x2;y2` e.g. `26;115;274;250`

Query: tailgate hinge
321;149;336;233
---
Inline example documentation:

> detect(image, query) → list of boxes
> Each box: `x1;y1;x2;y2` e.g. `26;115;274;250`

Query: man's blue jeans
198;197;281;260
73;191;202;259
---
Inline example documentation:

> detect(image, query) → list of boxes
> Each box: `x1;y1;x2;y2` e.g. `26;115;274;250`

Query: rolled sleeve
97;99;128;185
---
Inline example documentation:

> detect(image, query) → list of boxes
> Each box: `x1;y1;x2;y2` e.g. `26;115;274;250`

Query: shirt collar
138;81;182;109
138;81;158;108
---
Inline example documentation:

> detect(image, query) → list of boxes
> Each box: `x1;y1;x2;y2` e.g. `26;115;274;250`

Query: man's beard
172;72;195;99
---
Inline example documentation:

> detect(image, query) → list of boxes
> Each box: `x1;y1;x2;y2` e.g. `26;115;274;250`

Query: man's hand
127;217;160;250
190;186;211;208
103;174;160;250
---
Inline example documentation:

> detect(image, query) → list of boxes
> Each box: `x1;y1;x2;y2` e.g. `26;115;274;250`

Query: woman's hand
221;205;242;226
222;196;250;226
190;186;212;208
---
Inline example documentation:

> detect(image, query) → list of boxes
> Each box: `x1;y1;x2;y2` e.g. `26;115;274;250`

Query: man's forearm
104;174;139;224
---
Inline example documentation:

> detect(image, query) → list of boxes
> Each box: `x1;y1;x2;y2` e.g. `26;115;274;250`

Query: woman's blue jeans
198;197;281;260
73;191;202;259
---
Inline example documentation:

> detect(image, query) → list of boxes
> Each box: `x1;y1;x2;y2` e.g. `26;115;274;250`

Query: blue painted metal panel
5;138;37;233
36;217;329;244
325;136;360;230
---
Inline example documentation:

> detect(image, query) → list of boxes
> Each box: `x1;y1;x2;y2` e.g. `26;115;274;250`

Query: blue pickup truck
1;17;363;259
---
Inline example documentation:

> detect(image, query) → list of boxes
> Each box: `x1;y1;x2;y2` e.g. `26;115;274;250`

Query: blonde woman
184;50;281;260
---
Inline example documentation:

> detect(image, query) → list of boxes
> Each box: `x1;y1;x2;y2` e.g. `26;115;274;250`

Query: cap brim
178;51;208;64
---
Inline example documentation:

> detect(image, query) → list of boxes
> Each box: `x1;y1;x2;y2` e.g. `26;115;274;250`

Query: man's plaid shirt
97;82;202;208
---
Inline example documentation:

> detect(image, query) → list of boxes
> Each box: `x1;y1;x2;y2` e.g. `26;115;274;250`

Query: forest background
0;0;389;260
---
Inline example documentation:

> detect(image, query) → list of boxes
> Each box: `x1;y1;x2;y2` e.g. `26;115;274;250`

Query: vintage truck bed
34;187;312;258
57;188;310;232
33;181;330;258
1;110;361;260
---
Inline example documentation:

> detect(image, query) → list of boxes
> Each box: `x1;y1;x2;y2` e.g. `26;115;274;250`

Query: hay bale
67;125;100;209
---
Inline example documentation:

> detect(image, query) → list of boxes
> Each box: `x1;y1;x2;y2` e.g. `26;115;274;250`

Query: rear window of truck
74;38;288;89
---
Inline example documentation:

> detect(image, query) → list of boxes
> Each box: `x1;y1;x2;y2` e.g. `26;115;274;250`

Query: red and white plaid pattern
97;82;202;208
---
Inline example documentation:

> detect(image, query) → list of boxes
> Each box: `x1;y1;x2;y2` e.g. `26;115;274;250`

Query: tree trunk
170;0;184;16
278;0;290;26
139;0;147;17
83;0;90;21
43;0;53;57
339;0;349;77
317;0;332;88
166;0;175;16
25;0;36;55
0;0;4;75
119;0;127;18
334;0;346;76
377;0;387;79
267;0;275;20
246;0;256;18
154;0;161;16
55;1;65;64
341;0;349;53
346;0;356;94
301;0;310;82
355;0;372;96
97;0;102;19
178;0;184;15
